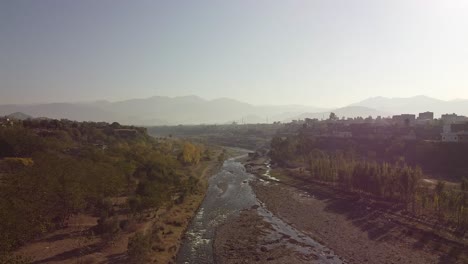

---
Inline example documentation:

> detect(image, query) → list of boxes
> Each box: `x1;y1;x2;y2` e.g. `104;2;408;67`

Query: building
418;111;434;120
450;122;468;133
392;114;416;126
304;118;318;126
441;132;468;142
441;122;468;142
441;113;468;124
459;132;468;142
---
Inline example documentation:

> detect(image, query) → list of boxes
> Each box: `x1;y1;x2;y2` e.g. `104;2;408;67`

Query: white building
441;123;468;142
441;132;468;142
442;132;460;142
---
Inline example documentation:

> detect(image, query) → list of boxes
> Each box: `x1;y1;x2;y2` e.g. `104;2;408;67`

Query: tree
434;181;446;217
329;112;338;121
458;177;468;226
180;142;201;165
110;122;121;129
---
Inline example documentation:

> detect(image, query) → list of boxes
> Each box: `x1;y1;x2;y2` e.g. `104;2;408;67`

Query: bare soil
214;208;325;264
242;158;468;264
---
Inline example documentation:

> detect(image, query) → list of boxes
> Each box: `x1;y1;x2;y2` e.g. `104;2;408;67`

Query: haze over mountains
351;95;468;116
0;96;325;125
1;95;467;125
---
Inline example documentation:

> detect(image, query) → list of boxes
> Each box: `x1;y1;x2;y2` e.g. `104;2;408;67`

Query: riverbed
176;156;342;264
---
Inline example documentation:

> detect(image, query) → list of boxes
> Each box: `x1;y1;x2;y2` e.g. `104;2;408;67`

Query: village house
415;112;434;125
392;114;416;126
441;122;468;143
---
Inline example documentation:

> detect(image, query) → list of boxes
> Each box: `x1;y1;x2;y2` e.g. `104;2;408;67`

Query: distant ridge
1;95;466;125
0;96;325;125
0;103;119;123
5;112;32;120
351;95;468;117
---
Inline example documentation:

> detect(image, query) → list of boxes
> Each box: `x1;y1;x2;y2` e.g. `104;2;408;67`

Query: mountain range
0;96;325;125
351;95;468;116
1;95;467;125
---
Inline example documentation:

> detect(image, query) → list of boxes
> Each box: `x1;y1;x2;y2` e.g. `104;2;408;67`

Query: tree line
271;135;468;230
307;150;421;205
293;127;468;181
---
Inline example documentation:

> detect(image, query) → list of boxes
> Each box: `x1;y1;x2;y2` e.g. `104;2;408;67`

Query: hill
4;95;465;125
0;103;119;122
5;112;32;120
351;95;468;117
0;96;325;125
0;119;218;263
90;95;326;125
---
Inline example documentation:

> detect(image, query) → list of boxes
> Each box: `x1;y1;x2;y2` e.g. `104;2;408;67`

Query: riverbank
176;152;260;263
244;156;468;264
150;156;223;264
14;152;224;264
209;155;343;264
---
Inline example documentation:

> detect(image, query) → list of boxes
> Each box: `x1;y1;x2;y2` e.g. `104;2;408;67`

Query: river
176;156;343;264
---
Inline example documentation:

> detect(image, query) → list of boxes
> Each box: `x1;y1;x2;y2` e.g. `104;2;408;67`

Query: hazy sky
1;0;467;107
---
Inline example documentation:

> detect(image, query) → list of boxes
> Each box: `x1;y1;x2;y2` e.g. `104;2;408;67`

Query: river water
176;156;343;264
